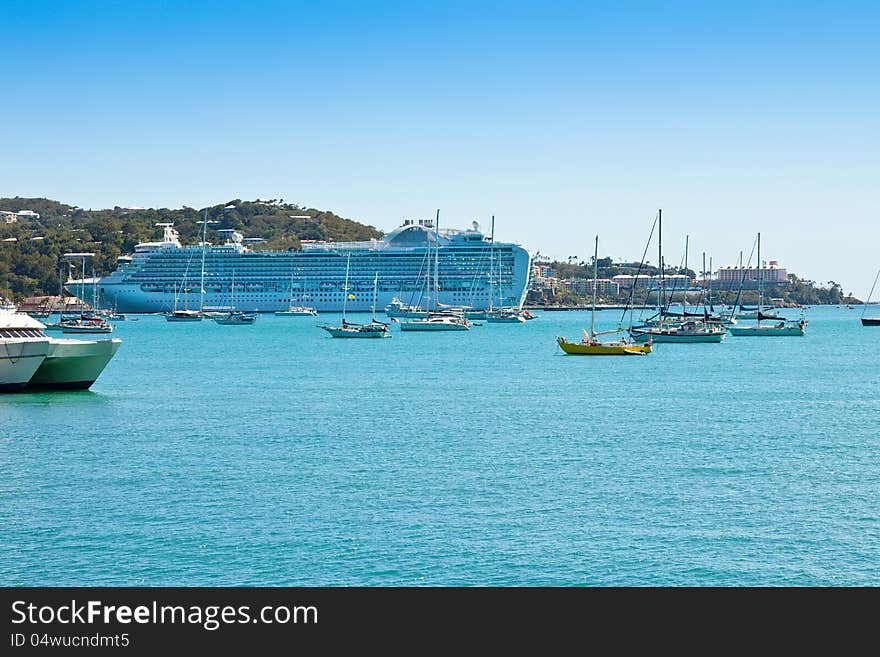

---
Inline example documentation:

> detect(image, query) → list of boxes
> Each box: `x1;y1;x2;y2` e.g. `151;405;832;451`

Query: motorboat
0;309;51;391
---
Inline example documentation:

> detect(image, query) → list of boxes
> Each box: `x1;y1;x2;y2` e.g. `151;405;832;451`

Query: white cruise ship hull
70;219;532;314
27;338;122;390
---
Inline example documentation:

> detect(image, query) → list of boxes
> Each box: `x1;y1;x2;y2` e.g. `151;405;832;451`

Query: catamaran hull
27;338;122;390
861;318;880;326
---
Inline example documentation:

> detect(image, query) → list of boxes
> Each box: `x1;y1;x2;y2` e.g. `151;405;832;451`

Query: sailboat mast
757;232;762;319
658;209;663;316
489;215;495;311
709;255;713;309
371;272;378;321
702;251;707;310
863;269;880;318
80;256;86;319
342;254;351;320
433;209;440;311
684;234;689;310
200;209;208;312
591;235;599;338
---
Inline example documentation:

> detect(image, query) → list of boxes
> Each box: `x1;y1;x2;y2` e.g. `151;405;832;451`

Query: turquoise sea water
1;305;878;586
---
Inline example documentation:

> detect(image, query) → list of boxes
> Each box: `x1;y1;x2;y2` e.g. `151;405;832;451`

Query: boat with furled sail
860;268;880;326
320;260;390;338
628;210;726;344
728;233;805;336
400;210;470;332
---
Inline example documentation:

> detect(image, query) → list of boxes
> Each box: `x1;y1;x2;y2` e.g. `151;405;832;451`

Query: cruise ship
74;219;532;314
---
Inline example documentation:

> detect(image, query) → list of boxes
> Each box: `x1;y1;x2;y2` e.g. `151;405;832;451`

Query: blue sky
2;0;878;292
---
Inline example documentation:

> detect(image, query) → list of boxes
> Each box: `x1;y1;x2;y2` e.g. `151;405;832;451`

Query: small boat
320;266;391;338
727;234;806;337
320;318;390;338
628;211;726;344
558;235;651;355
398;210;471;333
484;216;526;324
276;305;318;316
486;308;527;323
733;308;782;320
213;311;257;325
59;317;114;334
165;309;203;322
729;318;806;336
400;312;470;331
860;268;880;326
212;270;256;324
164;275;203;321
557;334;650;355
384;297;427;319
276;274;318;316
630;319;727;343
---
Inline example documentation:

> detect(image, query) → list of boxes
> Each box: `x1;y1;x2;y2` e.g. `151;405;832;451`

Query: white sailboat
164;272;202;321
166;210;212;321
275;272;318;316
729;233;805;336
58;253;113;334
400;210;470;332
860;268;880;326
485;215;525;323
320;257;390;338
629;210;726;343
213;269;257;324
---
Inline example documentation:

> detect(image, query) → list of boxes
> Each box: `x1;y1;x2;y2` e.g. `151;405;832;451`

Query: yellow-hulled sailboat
556;235;652;356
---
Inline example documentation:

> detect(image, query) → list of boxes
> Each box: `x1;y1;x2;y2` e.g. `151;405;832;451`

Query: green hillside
0;197;382;299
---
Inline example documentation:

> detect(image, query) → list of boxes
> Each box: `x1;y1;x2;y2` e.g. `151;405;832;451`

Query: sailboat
557;236;651;355
320;257;390;338
213;270;257;325
164;269;202;322
400;210;470;332
860;268;880;326
628;210;726;343
167;210;213;321
729;233;805;336
485;215;526;323
276;272;318;316
58;254;113;334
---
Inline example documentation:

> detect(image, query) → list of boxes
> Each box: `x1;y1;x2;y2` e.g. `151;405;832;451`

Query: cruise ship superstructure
76;219;532;314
